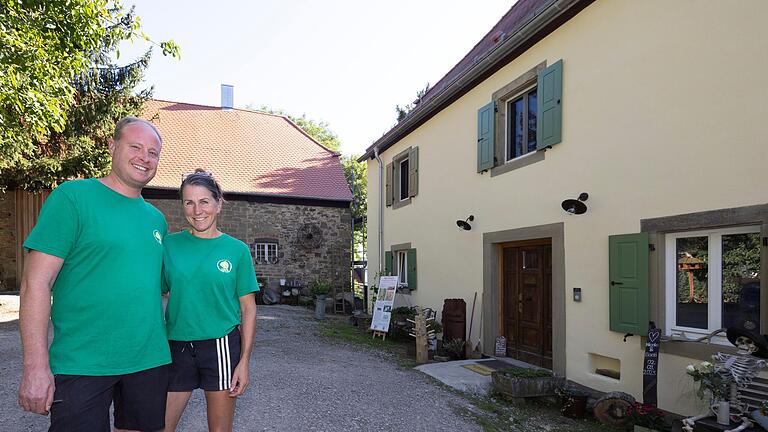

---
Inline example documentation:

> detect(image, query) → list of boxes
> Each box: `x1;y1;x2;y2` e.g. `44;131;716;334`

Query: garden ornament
681;323;768;432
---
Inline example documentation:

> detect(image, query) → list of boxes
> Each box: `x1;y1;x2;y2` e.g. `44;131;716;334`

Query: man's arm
18;251;64;415
229;294;256;397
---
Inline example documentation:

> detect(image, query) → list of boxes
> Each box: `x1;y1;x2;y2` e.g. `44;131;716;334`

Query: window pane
514;97;524;158
522;249;538;269
506;100;514;160
527;90;537;153
397;252;407;285
256;244;266;262
267;244;278;262
399;159;409;200
722;232;761;329
676;237;708;329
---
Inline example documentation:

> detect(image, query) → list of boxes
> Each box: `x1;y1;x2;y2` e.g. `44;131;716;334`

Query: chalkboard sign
642;327;660;405
495;336;507;357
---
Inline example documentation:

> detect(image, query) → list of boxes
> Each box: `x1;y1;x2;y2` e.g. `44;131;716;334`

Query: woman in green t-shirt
162;169;259;432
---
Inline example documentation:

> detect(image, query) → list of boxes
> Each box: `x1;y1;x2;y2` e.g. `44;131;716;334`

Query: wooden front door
503;240;552;369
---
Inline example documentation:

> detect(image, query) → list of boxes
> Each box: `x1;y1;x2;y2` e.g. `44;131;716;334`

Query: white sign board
370;276;399;332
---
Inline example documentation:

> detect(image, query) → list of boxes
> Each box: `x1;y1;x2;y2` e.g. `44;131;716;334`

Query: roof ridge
281;116;340;156
148;99;286;118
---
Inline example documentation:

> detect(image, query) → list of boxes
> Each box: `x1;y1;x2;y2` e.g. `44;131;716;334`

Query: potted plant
627;402;666;432
443;338;466;360
686;360;733;424
686;361;732;401
310;280;331;320
556;386;588;419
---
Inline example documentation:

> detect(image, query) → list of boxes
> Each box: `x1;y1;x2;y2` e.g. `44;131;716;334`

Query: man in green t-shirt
18;117;171;432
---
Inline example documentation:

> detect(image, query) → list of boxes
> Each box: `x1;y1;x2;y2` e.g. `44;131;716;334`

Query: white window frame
504;84;537;163
254;242;279;264
395;250;408;286
665;225;760;342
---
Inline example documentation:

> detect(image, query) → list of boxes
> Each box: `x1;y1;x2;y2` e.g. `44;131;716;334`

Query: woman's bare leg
163;391;192;432
204;390;236;432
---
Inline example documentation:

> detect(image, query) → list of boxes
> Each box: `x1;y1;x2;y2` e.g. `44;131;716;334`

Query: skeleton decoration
681;329;768;432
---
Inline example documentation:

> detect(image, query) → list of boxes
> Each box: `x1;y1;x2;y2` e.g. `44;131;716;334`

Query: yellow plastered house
359;0;768;416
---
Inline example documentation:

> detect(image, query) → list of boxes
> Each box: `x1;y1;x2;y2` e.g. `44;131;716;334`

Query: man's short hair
113;117;163;144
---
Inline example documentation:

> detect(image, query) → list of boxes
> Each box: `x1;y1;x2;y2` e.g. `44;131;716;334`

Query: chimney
221;84;233;110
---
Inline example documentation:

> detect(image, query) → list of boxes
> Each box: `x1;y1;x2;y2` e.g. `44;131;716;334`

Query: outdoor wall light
561;192;589;215
456;215;474;231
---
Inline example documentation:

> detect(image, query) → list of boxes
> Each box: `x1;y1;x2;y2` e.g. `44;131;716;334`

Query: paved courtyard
0;298;481;431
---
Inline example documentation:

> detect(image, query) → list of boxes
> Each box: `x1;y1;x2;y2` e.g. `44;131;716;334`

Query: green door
609;233;649;335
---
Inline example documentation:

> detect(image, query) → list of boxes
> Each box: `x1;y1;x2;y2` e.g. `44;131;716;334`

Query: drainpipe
374;146;384;274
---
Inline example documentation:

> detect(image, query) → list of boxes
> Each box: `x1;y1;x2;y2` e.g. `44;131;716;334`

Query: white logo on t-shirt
153;230;162;244
217;259;232;273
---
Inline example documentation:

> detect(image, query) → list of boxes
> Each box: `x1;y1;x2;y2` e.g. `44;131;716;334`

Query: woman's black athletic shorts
167;327;241;392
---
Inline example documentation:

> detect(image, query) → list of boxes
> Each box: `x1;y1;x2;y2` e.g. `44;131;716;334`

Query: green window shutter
407;248;417;290
384;251;393;275
408;147;418;197
385;162;393;207
609;233;649;335
477;102;495;172
536;59;563;150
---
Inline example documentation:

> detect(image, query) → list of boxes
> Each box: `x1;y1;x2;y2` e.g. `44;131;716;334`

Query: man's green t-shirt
163;231;259;341
23;179;171;376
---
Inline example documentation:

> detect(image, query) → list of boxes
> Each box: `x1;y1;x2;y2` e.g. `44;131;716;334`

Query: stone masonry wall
147;198;353;293
0;192;17;290
0;192;352;293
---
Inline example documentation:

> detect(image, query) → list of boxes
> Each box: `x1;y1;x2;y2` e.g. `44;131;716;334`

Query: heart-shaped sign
648;330;659;344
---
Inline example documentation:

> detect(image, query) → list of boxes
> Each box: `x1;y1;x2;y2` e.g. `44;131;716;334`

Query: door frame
500;238;552;367
482;222;566;376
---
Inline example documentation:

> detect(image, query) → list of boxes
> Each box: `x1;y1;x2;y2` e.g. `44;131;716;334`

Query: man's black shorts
168;327;241;392
49;364;168;432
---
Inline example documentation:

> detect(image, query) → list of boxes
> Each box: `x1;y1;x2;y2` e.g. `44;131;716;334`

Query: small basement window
589;353;621;380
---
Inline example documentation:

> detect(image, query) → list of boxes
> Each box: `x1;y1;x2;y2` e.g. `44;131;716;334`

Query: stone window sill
490;150;545;178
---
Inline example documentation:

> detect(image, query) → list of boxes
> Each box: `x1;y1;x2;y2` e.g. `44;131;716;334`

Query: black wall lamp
561;192;589;215
456;215;474;230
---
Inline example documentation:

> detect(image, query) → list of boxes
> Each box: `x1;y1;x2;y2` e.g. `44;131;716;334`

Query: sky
121;1;516;156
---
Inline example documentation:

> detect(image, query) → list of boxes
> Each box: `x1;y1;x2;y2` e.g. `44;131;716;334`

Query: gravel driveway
0;299;480;431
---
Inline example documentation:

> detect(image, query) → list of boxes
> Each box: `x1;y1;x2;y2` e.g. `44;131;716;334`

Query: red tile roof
143;100;353;202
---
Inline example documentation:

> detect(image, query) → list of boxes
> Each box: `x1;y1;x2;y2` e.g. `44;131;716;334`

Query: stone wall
147;198;353;293
0;191;352;293
0;192;17;290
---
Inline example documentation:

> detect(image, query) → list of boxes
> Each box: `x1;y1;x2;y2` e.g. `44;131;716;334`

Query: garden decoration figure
681;321;768;432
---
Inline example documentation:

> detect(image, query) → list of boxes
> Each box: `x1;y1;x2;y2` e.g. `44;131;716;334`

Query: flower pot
314;295;326;320
562;395;588;419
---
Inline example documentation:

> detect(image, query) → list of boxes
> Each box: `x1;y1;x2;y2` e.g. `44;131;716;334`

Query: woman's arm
229;293;256;397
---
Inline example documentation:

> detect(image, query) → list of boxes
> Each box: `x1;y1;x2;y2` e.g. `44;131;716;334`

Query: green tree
255;106;341;152
396;83;430;122
0;0;179;191
342;155;367;259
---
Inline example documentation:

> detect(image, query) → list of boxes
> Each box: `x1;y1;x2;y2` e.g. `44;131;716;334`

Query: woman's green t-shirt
163;231;259;341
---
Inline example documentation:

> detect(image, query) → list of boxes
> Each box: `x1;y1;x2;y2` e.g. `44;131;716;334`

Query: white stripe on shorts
216;334;232;391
